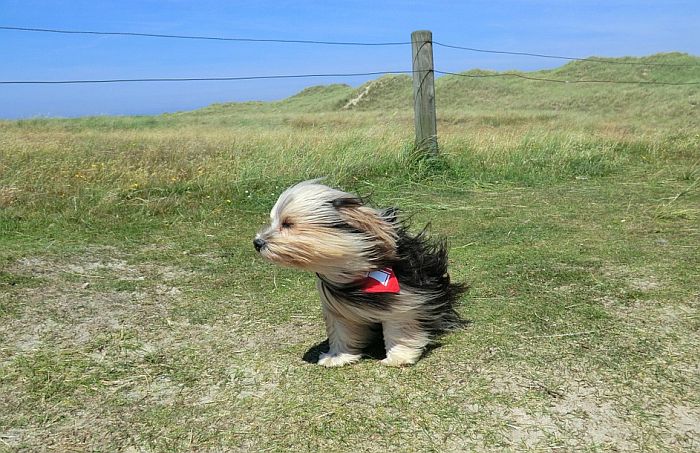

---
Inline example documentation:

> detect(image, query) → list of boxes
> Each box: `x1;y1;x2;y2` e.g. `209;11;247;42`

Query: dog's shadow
302;335;444;364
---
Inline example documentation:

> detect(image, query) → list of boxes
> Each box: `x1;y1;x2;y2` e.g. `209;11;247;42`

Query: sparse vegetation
1;54;698;451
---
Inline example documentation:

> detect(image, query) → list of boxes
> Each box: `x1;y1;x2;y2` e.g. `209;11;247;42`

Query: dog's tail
392;224;469;335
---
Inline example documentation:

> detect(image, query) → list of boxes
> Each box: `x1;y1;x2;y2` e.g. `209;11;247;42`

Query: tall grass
2;109;696;240
2;51;699;242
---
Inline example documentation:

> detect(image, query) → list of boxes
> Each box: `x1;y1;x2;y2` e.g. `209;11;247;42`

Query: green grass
1;54;699;451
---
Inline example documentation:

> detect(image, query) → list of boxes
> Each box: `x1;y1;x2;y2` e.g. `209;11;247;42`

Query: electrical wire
1;25;697;85
434;69;700;85
0;25;410;46
3;70;696;85
1;25;697;67
0;71;414;84
432;42;700;68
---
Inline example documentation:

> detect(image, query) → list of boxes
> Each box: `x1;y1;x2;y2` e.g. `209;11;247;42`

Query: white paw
380;356;417;367
317;352;361;367
380;347;422;367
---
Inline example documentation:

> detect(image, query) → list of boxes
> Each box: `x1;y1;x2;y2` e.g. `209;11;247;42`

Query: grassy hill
191;52;699;125
12;52;697;131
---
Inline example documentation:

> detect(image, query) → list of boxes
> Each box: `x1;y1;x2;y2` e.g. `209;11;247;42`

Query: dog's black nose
253;238;266;252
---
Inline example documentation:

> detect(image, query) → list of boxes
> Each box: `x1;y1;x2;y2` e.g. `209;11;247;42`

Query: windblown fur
254;179;466;367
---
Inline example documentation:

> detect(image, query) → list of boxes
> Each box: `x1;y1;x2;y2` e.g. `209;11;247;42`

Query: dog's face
254;180;398;282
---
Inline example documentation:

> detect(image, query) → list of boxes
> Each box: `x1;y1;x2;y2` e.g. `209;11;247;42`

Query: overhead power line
1;69;697;85
2;24;698;68
434;70;700;85
1;25;698;86
0;71;414;85
432;42;700;68
0;25;410;46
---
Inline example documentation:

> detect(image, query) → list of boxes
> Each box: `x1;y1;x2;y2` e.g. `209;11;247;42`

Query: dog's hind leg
318;309;370;367
380;317;430;367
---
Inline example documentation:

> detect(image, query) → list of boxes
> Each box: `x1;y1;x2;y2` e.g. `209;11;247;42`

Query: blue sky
1;0;698;118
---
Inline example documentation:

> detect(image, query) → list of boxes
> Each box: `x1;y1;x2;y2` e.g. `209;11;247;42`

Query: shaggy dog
253;180;465;367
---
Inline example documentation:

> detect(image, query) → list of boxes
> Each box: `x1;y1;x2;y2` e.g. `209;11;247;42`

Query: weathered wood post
411;30;438;155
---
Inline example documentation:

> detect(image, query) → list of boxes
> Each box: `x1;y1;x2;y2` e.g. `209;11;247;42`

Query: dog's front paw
317;352;361;367
380;347;422;367
380;356;417;367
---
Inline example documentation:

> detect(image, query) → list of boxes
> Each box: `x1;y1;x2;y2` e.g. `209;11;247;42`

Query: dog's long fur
254;180;466;366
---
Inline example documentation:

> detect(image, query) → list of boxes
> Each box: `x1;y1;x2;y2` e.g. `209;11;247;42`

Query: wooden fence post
411;30;438;155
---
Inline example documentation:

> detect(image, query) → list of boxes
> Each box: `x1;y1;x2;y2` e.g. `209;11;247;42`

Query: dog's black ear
331;197;363;209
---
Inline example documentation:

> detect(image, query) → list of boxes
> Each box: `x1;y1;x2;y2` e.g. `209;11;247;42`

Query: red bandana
362;267;401;294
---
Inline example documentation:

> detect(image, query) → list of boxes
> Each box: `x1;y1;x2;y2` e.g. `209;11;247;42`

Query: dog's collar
317;267;400;294
362;267;400;293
